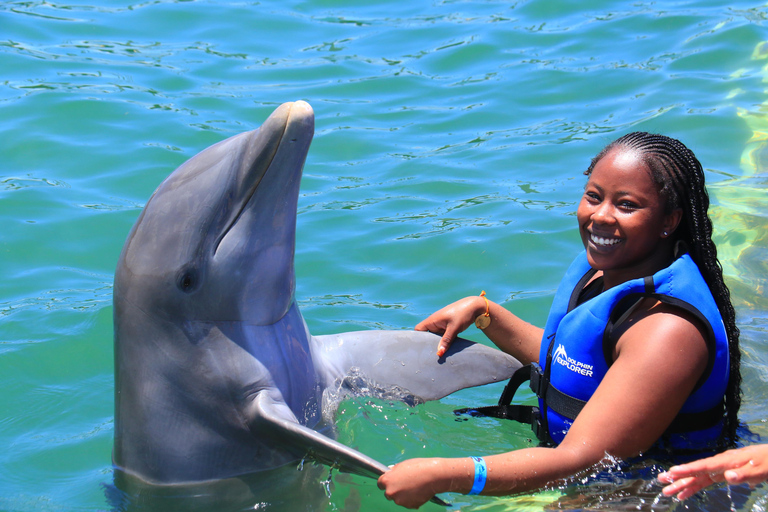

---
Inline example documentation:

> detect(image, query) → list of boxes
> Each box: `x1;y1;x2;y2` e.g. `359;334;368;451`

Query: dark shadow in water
544;473;762;512
546;478;758;511
105;464;356;512
542;448;763;512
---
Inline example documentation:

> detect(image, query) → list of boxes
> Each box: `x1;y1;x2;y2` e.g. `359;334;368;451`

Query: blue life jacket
535;250;729;451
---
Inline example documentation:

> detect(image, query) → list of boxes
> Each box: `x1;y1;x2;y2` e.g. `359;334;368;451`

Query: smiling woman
377;132;741;509
578;148;682;287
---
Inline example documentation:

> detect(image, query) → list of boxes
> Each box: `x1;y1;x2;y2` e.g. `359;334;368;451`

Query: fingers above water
415;296;487;357
658;444;768;500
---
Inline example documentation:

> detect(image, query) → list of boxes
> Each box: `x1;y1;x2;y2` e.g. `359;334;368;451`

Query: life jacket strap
666;401;726;434
529;361;586;430
454;364;551;444
454;403;538;424
453;362;724;446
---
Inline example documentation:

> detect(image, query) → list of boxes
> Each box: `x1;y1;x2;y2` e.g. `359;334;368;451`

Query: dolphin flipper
246;391;389;479
312;330;522;403
246;391;451;506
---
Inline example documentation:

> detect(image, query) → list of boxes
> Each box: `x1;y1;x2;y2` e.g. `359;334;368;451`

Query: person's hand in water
658;444;768;500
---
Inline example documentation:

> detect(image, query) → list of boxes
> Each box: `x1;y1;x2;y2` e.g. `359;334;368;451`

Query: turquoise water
2;0;768;510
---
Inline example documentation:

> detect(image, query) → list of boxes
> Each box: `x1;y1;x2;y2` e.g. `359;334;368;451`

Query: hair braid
586;132;741;447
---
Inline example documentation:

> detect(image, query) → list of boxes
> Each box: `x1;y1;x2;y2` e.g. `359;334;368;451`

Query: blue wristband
468;456;487;495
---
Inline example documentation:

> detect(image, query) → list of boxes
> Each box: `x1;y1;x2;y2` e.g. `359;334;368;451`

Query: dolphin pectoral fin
314;330;522;402
246;392;389;479
246;393;451;507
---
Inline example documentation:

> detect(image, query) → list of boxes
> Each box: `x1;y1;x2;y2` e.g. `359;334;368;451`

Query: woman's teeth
591;234;620;246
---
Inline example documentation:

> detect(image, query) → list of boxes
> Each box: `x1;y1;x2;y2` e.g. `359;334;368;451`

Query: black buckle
530;362;545;398
531;407;543;440
530;407;555;446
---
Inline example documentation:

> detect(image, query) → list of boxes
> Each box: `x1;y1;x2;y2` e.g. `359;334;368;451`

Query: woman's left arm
566;303;710;458
378;305;710;508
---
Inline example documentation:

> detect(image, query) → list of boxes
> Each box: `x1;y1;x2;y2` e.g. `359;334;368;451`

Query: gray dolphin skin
113;101;521;490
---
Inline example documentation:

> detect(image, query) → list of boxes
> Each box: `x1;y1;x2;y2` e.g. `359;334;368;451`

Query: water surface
2;1;768;510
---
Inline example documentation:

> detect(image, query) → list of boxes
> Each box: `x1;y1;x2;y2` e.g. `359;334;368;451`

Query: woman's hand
415;296;486;357
658;445;768;500
377;458;467;509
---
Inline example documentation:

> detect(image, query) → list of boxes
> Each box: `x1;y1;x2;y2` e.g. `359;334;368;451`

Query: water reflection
712;41;768;313
108;465;345;512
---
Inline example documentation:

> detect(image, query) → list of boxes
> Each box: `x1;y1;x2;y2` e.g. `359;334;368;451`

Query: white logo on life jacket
553;343;594;377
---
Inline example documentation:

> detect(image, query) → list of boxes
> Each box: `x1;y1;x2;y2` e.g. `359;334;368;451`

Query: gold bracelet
474;290;491;329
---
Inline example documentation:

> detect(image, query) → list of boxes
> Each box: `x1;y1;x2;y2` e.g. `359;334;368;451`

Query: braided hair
586;132;741;447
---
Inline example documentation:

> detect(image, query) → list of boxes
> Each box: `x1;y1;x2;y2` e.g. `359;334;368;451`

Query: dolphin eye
177;268;198;293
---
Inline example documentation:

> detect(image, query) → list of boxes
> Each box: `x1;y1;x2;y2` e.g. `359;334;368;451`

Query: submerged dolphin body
113;101;521;486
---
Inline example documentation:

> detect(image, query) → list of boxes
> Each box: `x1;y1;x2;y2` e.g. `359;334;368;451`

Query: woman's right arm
414;296;543;364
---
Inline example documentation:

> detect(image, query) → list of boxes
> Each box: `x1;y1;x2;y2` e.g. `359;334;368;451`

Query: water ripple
2;0;767;509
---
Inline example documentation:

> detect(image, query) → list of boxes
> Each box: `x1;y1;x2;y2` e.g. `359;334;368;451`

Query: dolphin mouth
213;101;315;256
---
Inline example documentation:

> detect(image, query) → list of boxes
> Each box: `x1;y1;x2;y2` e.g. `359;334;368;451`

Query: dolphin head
116;101;314;326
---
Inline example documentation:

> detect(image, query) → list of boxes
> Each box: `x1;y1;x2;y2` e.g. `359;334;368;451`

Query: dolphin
112;100;521;492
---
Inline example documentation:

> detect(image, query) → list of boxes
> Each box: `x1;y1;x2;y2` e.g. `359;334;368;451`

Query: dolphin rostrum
113;100;521;488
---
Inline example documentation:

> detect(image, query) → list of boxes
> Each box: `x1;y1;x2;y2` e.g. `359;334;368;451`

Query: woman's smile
588;231;622;248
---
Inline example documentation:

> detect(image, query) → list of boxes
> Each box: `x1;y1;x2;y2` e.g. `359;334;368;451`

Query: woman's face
577;148;681;286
